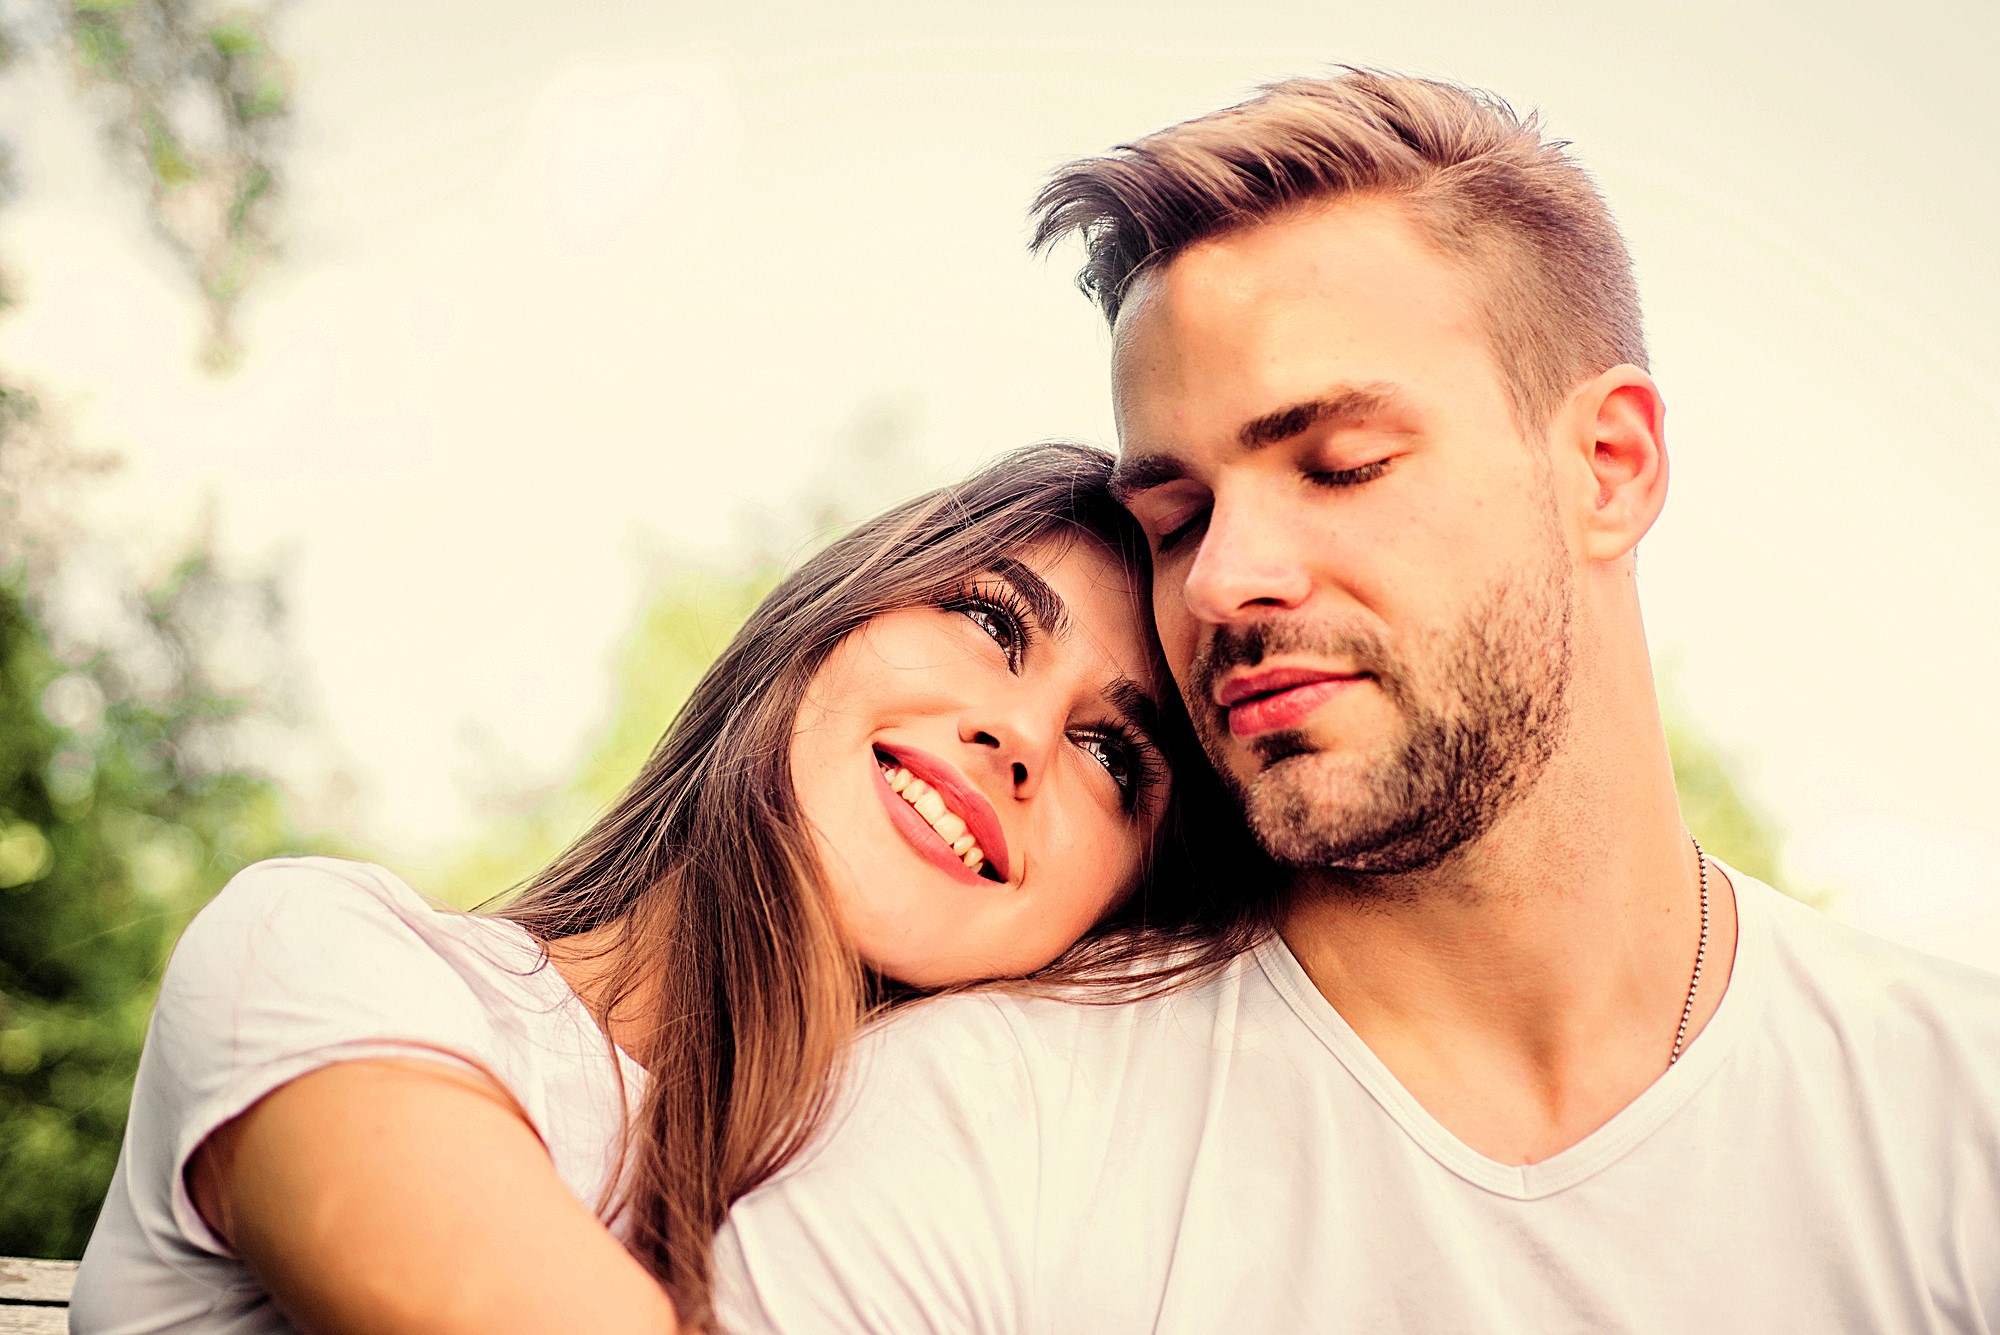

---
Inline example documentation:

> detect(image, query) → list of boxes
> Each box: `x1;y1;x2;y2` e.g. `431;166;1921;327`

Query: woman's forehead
1013;537;1161;689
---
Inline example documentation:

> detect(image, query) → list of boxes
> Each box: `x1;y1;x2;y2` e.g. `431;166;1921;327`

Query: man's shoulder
1747;868;2000;1042
860;943;1275;1074
718;946;1283;1333
803;942;1288;1178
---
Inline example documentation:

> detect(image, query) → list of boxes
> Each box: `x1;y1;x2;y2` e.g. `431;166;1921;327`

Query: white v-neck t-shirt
716;868;2000;1333
71;857;645;1335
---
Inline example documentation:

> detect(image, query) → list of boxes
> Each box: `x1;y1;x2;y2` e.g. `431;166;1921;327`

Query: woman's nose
961;708;1056;800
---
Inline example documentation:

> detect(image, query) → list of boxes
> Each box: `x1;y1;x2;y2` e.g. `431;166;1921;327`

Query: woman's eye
1074;731;1135;794
959;601;1022;666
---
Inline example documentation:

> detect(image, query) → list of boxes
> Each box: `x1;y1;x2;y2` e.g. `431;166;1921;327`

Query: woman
71;443;1270;1334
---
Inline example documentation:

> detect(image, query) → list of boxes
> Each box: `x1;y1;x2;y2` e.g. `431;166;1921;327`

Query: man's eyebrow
1111;382;1404;503
1237;384;1401;451
987;557;1071;640
1108;452;1187;505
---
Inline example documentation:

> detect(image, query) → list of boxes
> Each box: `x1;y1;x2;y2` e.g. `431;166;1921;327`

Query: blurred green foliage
1669;716;1798;897
429;399;925;909
56;0;292;364
431;565;780;910
0;0;298;1257
0;541;299;1259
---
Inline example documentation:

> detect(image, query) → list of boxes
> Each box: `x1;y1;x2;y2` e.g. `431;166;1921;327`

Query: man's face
1110;198;1576;874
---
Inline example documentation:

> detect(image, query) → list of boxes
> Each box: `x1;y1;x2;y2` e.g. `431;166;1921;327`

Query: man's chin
1238;749;1388;866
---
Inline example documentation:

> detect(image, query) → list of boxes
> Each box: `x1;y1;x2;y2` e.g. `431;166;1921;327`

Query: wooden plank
0;1254;71;1335
0;1308;69;1335
0;1256;75;1303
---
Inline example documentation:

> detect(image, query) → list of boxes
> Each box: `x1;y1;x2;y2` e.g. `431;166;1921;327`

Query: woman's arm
187;1058;679;1335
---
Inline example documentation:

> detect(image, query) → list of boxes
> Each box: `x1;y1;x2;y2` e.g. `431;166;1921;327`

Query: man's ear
1563;365;1668;564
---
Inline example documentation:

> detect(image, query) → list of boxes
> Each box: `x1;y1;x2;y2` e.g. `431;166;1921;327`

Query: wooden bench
0;1257;74;1334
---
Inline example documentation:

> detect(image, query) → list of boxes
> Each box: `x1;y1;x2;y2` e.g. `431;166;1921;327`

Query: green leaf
207;18;258;58
71;15;129;71
143;115;198;189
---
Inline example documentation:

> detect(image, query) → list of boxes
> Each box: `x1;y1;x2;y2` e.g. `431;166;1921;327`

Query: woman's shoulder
177;856;527;978
142;858;608;1185
187;854;449;940
156;857;552;1080
80;859;627;1307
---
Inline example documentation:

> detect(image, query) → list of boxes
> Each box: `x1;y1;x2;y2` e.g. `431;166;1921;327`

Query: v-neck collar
1253;859;1770;1199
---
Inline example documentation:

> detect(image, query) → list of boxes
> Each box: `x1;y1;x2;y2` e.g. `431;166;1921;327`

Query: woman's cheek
1066;817;1124;926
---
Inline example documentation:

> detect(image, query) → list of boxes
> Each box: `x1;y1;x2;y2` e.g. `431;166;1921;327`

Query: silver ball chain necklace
1667;832;1711;1067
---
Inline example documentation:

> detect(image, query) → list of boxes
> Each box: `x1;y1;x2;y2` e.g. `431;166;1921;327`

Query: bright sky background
2;1;1996;962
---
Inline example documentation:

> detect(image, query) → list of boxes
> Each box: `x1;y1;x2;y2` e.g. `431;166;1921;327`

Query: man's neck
1279;732;1739;1166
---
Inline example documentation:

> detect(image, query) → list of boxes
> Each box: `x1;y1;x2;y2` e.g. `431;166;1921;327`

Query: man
714;70;2000;1331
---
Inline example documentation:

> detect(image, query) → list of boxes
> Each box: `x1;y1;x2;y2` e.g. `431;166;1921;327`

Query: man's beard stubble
1188;551;1575;879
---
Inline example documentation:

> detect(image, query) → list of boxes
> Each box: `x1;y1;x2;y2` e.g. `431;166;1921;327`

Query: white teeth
879;758;992;878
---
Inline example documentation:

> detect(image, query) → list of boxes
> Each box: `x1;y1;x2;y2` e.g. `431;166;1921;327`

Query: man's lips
1214;666;1369;739
872;743;1011;883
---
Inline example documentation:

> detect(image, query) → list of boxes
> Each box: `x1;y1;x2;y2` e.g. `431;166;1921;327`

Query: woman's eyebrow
1104;678;1166;756
987;558;1072;640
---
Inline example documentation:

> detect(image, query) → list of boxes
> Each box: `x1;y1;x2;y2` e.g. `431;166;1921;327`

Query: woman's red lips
1216;667;1367;739
872;743;1011;884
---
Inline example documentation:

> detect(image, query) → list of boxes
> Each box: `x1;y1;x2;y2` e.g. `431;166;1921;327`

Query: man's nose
1180;495;1312;625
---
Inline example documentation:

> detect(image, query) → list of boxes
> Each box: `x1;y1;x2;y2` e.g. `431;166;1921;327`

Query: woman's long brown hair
494;443;1276;1327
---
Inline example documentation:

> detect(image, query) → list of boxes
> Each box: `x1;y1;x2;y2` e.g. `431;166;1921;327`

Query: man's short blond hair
1030;69;1646;431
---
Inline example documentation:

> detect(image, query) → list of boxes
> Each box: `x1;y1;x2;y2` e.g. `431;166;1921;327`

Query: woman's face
789;535;1172;987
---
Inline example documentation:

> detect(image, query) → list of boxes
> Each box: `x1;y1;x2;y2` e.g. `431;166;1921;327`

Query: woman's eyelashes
1073;723;1164;814
944;582;1038;670
1072;726;1138;804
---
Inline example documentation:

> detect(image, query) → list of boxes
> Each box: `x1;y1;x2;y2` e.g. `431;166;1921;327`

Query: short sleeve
131;857;512;1259
713;994;1043;1334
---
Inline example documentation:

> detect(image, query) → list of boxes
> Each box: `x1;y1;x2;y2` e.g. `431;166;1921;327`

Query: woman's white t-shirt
70;857;646;1335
